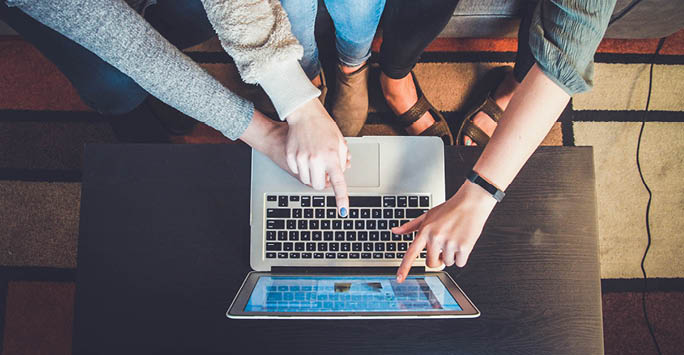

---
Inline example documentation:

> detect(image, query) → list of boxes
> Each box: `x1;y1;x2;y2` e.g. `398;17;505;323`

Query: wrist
458;180;499;211
285;98;318;125
240;109;277;152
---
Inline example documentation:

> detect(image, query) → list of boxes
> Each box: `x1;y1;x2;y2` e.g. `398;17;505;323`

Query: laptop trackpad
344;143;379;187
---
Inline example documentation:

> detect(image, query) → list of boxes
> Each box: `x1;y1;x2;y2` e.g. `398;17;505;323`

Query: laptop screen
244;275;462;313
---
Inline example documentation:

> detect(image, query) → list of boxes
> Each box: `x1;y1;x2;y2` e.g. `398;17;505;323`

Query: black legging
379;0;537;83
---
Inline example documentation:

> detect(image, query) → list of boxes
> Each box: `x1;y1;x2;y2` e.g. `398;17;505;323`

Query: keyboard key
278;196;288;207
406;209;427;218
389;220;399;228
266;208;290;218
314;253;324;259
420;196;430;207
325;253;336;259
283;242;293;251
387;243;396;251
290;195;300;202
315;209;325;219
266;242;281;251
335;232;345;241
420;252;427;258
292;209;302;218
277;252;288;258
397;252;405;258
346;231;356;241
358;231;368;241
362;253;372;259
309;220;319;229
287;220;296;229
352;242;362;251
318;243;328;251
409;196;419;207
373;252;383;259
321;220;331;230
398;242;408;251
392;233;401;241
301;196;311;207
301;231;311;241
327;208;336;218
330;243;340;251
304;208;314;218
349;196;382;207
312;196;325;207
289;231;299;241
350;253;360;259
350;209;359;218
383;196;396;207
341;243;350;251
398;196;408;207
302;252;312;259
366;220;376;230
394;209;405;218
306;242;316;251
359;209;370;219
378;220;388;230
312;231;322;241
298;220;307;229
266;231;276;240
266;252;276;258
333;220;342;230
344;220;353;230
290;252;300;259
369;232;380;241
385;253;396;259
381;231;391;241
364;243;373;252
295;242;305;251
326;196;336;207
267;220;284;229
277;231;287;241
403;234;413;241
372;209;382;218
267;195;277;202
383;209;393;219
401;219;409;225
375;243;385;251
337;253;348;259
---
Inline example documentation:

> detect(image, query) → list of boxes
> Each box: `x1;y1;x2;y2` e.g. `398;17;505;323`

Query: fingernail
396;275;403;282
340;207;347;217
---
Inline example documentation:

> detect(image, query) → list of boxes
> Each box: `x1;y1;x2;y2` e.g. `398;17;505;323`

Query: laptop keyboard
264;194;429;260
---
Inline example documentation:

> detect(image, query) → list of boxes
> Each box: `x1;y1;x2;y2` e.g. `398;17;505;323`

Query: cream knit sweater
7;0;320;140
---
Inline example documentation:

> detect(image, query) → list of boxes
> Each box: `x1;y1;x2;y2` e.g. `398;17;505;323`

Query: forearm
473;64;570;191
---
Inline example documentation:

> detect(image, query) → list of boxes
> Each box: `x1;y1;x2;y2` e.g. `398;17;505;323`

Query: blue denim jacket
529;0;616;95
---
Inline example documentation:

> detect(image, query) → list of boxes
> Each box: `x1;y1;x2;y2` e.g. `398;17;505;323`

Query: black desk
75;144;603;354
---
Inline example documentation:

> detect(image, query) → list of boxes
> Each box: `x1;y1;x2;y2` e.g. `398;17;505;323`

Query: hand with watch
392;169;505;283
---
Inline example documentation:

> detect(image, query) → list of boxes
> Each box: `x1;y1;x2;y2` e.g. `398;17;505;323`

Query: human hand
285;98;350;216
393;181;498;282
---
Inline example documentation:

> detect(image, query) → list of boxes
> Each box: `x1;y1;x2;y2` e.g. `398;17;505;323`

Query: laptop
227;136;479;319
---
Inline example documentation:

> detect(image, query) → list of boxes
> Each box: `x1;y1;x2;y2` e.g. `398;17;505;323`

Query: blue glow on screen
245;276;462;313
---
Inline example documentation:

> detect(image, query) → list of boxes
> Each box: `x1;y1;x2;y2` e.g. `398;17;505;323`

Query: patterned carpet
1;28;684;354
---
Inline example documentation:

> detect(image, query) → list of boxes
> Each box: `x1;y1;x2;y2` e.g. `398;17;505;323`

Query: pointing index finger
396;233;427;283
327;164;349;217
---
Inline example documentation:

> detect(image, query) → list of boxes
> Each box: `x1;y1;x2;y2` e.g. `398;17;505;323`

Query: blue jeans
280;0;385;79
0;0;215;115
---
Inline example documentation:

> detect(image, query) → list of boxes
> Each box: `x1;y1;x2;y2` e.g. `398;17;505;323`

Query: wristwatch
466;170;505;202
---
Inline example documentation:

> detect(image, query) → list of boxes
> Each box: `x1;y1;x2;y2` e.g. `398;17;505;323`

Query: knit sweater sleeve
7;0;254;140
201;0;320;120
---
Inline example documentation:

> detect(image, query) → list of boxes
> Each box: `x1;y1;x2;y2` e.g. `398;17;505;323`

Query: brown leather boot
330;63;369;137
317;69;328;106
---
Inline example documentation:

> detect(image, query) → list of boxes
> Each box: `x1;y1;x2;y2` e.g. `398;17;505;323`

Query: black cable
636;36;665;355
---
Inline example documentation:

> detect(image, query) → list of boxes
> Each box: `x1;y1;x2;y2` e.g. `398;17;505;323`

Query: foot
380;71;435;135
329;62;370;137
463;71;519;145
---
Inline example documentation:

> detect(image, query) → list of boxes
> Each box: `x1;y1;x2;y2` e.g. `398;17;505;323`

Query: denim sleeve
528;0;616;95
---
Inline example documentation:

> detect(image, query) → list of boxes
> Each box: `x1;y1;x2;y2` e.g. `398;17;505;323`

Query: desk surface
75;144;602;354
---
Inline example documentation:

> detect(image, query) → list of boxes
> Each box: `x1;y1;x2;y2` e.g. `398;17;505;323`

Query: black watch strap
466;170;505;202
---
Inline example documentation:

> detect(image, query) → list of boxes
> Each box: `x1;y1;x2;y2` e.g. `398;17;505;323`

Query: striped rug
1;30;683;354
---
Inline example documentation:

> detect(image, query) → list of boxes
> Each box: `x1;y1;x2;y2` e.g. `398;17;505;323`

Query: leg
324;0;385;136
379;0;459;135
279;0;321;81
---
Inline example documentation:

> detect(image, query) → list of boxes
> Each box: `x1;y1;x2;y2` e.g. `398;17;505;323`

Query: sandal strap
461;119;490;146
481;96;504;123
419;119;454;145
396;95;431;128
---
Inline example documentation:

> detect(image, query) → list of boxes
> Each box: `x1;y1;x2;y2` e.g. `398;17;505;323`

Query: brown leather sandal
457;66;511;146
394;71;454;145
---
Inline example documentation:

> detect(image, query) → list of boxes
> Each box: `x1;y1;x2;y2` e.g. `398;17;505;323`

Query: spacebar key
349;196;381;207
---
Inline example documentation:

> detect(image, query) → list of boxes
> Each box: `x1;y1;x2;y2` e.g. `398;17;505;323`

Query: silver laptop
227;136;479;319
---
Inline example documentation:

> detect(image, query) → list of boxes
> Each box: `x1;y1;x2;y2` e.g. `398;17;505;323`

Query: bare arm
394;64;570;281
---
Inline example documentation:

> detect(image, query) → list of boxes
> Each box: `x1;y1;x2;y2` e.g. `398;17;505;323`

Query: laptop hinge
270;266;426;274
